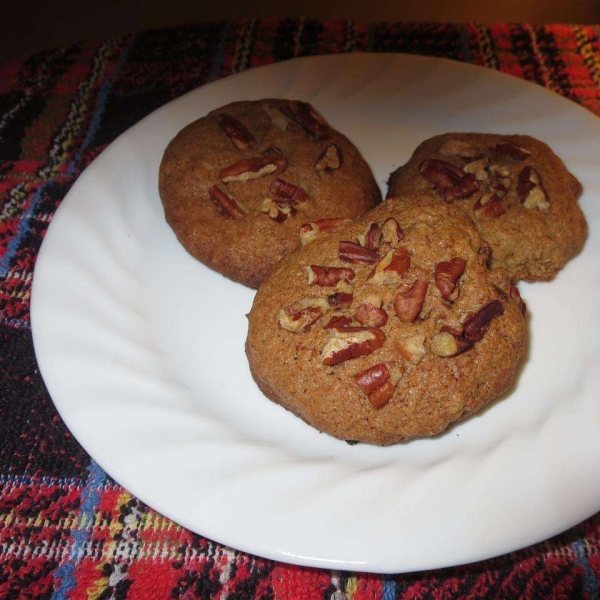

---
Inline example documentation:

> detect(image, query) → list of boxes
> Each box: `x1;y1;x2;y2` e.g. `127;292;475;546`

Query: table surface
1;19;599;600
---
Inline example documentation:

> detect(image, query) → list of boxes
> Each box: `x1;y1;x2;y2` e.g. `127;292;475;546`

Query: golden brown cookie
159;99;381;288
386;133;587;282
246;196;527;445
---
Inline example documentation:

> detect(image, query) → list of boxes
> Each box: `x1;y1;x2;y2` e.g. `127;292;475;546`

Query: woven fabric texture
1;20;599;599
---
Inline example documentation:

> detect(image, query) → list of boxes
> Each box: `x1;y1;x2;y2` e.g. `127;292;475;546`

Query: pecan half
355;362;390;395
430;326;473;357
273;178;309;205
396;334;427;364
518;166;549;210
261;198;296;222
219;155;288;182
381;217;404;248
261;102;293;131
394;280;428;323
368;248;411;285
278;297;330;333
208;185;248;218
339;241;379;265
322;327;386;366
494;141;531;161
314;144;342;171
473;192;506;221
462;300;504;342
299;218;350;246
216;114;256;150
435;257;466;301
289;101;331;140
355;300;388;328
355;362;403;409
357;222;382;251
306;265;355;286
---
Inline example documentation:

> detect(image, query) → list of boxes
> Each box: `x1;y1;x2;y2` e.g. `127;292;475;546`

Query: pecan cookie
159;100;381;288
245;196;527;445
386;133;587;282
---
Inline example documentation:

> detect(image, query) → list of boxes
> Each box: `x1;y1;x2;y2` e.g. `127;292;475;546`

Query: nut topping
300;218;350;246
462;300;504;342
420;159;479;202
261;198;296;222
322;327;386;366
368;248;411;285
273;178;309;204
357;222;382;251
518;166;549;210
314;144;342;171
355;300;388;328
435;257;466;301
394;280;428;323
396;334;426;364
289;101;331;140
220;156;288;182
324;314;352;329
463;157;489;181
473;192;506;220
216;114;256;150
430;326;473;357
306;265;355;286
381;217;404;248
494;141;531;161
261;102;293;131
339;241;379;265
327;291;353;308
208;185;249;218
278;298;331;333
355;362;390;395
354;362;402;409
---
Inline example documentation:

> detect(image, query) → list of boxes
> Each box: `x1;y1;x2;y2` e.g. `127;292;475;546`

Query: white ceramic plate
31;53;600;573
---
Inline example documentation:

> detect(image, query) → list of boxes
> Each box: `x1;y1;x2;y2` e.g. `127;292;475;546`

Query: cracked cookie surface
159;99;381;288
386;133;587;282
246;196;527;445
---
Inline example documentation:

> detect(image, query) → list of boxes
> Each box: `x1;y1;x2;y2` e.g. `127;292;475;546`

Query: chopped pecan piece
394;280;428;323
355;362;403;409
324;314;352;329
430;326;473;357
462;300;504;342
396;334;426;364
278;297;331;333
494;141;531;161
355;362;390;395
314;144;342;171
273;178;309;205
368;248;411;285
261;102;293;131
322;327;386;366
216;114;256;150
518;166;549;210
435;257;466;301
289;101;331;140
261;198;296;222
473;192;506;221
339;241;379;265
420;159;479;202
300;218;350;246
355;299;388;328
219;155;288;182
328;291;353;308
306;265;355;286
208;185;249;218
357;222;382;251
463;157;489;181
381;217;404;248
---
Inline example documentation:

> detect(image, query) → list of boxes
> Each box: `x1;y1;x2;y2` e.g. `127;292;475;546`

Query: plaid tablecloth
1;19;599;599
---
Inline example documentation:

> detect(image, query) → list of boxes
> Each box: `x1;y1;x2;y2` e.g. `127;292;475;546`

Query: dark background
3;0;600;62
